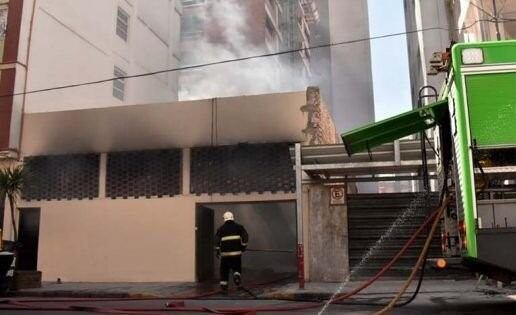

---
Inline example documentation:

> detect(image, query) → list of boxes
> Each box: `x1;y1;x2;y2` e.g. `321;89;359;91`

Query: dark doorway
195;206;214;282
203;201;297;283
17;208;41;271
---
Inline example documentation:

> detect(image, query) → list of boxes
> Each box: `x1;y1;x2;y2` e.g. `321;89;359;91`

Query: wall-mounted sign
330;186;345;205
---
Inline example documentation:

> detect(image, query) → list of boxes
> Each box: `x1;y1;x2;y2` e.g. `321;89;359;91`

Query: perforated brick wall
106;149;181;199
190;143;295;195
23;154;100;201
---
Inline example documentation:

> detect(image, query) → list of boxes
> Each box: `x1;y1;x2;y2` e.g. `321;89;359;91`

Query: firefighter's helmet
223;211;234;221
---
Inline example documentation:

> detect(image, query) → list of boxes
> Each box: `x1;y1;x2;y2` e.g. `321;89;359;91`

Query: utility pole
493;0;502;40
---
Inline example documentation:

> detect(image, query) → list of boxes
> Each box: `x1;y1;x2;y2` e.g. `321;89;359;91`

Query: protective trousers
219;255;241;287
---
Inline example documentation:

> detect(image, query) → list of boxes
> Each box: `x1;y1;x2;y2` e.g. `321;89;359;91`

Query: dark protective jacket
215;220;249;257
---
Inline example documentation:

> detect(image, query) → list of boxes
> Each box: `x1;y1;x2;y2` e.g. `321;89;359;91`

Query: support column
307;184;349;281
182;148;191;196
98;153;107;198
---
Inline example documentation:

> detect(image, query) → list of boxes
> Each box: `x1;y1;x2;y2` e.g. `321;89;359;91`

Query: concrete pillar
98;153;107;199
182;148;191;195
307;184;349;281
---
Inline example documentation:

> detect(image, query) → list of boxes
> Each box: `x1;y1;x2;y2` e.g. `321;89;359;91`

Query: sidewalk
9;279;515;301
9;281;217;299
263;279;516;301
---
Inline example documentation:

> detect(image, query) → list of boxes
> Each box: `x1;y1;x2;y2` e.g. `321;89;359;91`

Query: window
181;15;204;39
265;15;275;37
0;3;8;63
116;7;129;41
181;0;205;7
113;66;126;100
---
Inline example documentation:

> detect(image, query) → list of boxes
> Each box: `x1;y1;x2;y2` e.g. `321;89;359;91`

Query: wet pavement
0;295;514;314
1;278;514;314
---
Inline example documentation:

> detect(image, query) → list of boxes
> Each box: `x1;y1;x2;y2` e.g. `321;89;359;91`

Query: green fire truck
342;40;516;283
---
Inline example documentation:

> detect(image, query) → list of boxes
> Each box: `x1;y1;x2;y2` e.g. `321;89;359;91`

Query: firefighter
215;211;249;292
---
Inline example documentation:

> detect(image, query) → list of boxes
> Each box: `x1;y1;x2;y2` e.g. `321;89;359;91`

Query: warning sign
330;186;345;205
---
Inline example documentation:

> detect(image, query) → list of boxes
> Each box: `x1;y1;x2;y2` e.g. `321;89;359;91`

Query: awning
341;99;449;155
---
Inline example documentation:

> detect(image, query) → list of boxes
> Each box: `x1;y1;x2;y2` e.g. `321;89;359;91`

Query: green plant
0;166;27;241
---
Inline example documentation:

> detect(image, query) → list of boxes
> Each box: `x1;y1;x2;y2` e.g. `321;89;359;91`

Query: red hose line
0;206;442;314
333;207;440;302
3;275;294;304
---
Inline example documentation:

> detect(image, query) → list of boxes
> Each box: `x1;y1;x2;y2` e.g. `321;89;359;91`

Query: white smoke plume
179;0;310;100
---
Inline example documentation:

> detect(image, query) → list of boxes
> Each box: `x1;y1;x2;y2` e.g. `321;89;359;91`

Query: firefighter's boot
220;281;228;294
233;272;241;287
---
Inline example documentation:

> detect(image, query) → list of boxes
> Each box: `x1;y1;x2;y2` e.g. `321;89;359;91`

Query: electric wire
469;0;498;20
0;18;511;100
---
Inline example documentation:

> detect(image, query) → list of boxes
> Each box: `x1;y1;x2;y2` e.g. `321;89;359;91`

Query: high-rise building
311;0;375;132
178;0;319;100
0;0;181;155
451;0;516;42
404;0;516;106
404;0;451;107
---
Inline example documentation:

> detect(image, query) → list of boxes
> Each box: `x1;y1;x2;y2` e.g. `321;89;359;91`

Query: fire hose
0;196;448;314
374;196;450;315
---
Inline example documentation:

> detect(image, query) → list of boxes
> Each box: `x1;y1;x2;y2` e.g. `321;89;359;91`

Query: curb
261;291;332;302
7;290;132;299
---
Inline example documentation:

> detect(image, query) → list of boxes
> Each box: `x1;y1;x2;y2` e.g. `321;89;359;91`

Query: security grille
106;149;181;199
23;154;100;201
190;143;295;195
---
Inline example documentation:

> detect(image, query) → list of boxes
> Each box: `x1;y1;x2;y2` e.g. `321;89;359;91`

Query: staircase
347;192;444;279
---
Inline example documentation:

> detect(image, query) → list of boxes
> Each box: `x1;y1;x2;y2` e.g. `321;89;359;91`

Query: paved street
1;279;515;314
0;297;514;314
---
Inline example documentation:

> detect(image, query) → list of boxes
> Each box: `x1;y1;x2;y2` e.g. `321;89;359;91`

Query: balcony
299;0;319;24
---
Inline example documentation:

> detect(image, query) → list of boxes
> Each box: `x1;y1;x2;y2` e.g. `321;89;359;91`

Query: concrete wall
304;184;348;282
21;89;338;156
2;190;294;282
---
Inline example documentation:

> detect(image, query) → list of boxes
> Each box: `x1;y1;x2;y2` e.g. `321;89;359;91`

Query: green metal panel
341;100;448;156
449;84;478;258
465;72;516;148
450;43;480;258
450;40;516;258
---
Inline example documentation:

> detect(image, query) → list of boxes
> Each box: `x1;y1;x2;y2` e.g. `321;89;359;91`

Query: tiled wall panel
191;143;295;195
23;154;99;201
106;149;181;198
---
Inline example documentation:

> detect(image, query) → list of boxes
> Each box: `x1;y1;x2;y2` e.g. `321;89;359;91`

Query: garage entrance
195;201;296;283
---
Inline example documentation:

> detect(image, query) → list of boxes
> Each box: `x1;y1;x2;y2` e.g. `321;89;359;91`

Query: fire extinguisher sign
330;186;345;205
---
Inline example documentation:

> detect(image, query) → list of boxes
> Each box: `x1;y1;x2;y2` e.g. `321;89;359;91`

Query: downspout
295;142;304;289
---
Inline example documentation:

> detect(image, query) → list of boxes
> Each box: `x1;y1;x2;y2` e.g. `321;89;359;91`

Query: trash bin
0;251;14;295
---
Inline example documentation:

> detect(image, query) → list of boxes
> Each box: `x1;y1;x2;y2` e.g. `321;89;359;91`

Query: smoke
179;0;309;100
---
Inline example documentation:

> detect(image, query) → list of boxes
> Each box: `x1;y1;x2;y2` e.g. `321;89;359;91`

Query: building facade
0;0;181;157
1;88;339;282
404;0;516;106
452;0;516;42
311;0;375;133
178;0;319;100
404;0;451;107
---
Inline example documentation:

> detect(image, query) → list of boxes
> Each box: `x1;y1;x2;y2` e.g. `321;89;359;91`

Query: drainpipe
492;0;501;40
295;143;305;289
